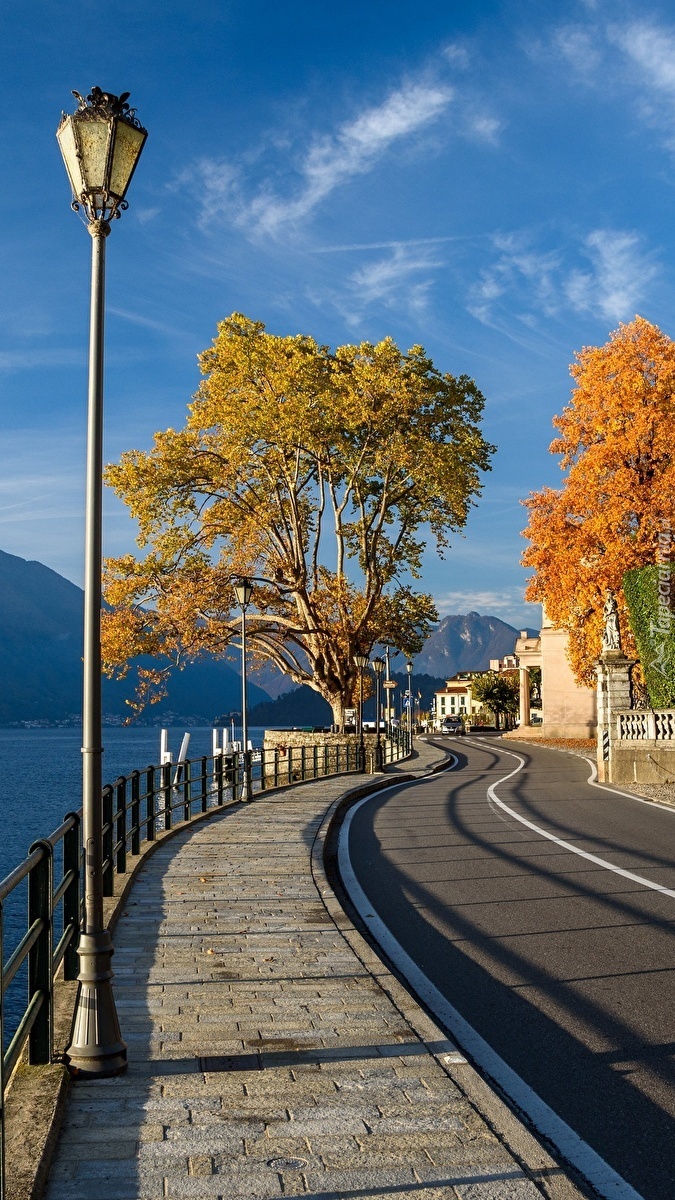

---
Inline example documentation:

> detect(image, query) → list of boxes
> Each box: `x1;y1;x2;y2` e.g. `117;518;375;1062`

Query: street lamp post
354;654;369;771
234;579;253;800
56;87;147;1078
371;657;385;771
406;660;413;743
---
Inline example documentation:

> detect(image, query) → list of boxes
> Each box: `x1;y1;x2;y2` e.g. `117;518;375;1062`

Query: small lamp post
406;660;414;742
57;87;147;1078
371;657;385;771
354;654;369;771
234;578;253;799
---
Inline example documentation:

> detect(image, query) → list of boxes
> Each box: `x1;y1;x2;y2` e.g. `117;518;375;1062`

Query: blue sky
2;0;675;629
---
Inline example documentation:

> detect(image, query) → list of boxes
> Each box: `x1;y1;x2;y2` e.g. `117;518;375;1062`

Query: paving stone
45;748;550;1200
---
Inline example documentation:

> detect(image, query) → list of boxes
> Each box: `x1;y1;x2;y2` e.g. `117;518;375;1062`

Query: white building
432;675;480;728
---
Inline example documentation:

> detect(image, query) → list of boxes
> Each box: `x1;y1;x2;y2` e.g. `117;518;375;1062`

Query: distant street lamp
354;653;369;771
371;657;385;771
234;578;254;799
406;660;414;740
57;87;147;1078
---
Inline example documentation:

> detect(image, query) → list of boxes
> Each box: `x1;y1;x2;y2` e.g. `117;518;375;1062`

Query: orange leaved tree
522;316;675;684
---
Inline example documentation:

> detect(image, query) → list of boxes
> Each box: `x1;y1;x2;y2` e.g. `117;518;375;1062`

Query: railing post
28;840;53;1065
288;747;293;786
63;812;81;980
313;744;318;779
0;899;4;1198
245;749;252;801
201;756;208;813
223;753;234;802
115;776;127;875
130;770;141;856
215;753;224;806
146;765;156;842
162;760;172;830
323;744;328;777
274;748;279;789
102;784;114;896
183;760;192;821
301;744;306;780
259;748;266;792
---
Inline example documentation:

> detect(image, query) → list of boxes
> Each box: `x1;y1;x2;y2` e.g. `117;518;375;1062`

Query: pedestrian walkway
45;743;570;1200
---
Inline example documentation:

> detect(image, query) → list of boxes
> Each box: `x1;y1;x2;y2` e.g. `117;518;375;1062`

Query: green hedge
623;564;675;708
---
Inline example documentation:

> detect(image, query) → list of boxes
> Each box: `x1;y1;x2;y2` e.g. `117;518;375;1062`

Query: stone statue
602;591;622;653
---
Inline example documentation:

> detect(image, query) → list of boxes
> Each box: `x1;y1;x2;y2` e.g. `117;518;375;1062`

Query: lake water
0;725;268;1042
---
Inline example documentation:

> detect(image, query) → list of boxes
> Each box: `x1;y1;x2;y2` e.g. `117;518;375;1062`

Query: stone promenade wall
604;740;675;785
263;729;397;778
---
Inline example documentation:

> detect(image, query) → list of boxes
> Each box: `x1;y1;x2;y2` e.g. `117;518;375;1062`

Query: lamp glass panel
235;581;253;606
109;120;146;198
75;116;112;191
56;118;84;197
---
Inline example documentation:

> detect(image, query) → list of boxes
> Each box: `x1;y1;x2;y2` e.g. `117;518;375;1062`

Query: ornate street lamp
354;654;369;771
56;88;147;1078
371;657;385;771
234;578;254;800
406;660;414;741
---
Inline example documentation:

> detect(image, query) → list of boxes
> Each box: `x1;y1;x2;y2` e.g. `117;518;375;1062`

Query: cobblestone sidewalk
45;744;561;1200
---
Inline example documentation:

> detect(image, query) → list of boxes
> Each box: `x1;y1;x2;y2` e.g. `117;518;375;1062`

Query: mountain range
0;549;269;725
0;548;536;725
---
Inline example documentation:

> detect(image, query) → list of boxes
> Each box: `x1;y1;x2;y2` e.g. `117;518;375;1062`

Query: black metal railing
0;729;410;1194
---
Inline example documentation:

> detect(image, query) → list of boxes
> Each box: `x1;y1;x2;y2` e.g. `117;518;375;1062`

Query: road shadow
347;752;675;1200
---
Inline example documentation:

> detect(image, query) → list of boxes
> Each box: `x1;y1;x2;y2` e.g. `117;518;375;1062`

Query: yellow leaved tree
103;314;494;725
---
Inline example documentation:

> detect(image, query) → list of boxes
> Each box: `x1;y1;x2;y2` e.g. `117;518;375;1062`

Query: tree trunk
331;696;345;732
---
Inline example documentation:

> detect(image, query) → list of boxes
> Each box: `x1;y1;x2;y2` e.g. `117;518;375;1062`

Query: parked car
440;717;464;735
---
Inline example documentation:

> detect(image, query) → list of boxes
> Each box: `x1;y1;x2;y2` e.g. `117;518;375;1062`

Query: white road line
463;740;675;900
338;777;645;1200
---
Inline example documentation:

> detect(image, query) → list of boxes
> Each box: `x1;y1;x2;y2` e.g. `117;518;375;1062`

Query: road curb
312;750;595;1200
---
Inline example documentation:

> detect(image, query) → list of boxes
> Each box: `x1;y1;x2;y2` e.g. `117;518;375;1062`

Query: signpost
383;679;397;725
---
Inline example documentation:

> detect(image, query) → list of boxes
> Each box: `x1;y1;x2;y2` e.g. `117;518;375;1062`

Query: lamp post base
65;931;127;1077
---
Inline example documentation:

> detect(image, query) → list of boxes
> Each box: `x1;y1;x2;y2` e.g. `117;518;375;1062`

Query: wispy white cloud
108;307;194;340
350;241;443;308
469;227;657;328
468;234;561;324
553;24;602;77
565;229;658;322
553;17;675;148
315;236;455;254
467;113;503;144
180;57;504;240
246;81;454;236
0;348;84;373
610;21;675;97
442;42;470;69
434;587;538;619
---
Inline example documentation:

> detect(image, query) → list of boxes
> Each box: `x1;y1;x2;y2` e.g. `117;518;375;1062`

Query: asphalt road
346;735;675;1200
